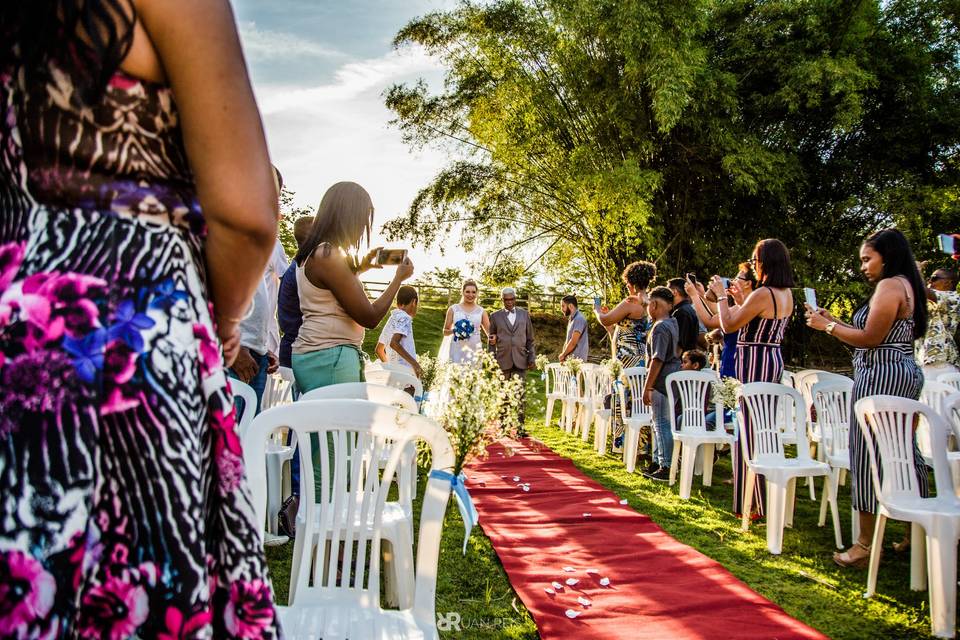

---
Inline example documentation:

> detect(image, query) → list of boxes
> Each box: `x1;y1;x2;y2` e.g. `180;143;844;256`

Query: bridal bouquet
712;376;742;410
434;350;524;475
452;318;475;342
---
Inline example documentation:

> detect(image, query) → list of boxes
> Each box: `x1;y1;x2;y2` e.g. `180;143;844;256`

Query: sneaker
647;467;670;482
641;463;660;477
263;532;289;547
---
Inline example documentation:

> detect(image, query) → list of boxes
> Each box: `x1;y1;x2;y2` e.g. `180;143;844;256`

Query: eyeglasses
502;297;516;301
735;275;751;282
747;257;757;266
928;275;946;282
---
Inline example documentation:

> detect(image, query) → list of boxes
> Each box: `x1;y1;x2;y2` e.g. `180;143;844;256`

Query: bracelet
215;313;243;325
825;322;837;335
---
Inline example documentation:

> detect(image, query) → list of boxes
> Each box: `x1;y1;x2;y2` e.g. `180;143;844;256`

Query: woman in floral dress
0;1;282;637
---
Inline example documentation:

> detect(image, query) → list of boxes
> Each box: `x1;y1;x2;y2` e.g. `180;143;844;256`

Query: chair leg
624;425;640;473
669;441;681;486
825;474;843;549
581;407;593;442
702;444;715;486
545;398;555;427
392;529;416;610
807;476;816;501
925;520;958;639
911;521;928;592
741;469;756;532
818;471;832;527
865;514;887;598
678;443;697;500
784;477;796;529
766;479;789;555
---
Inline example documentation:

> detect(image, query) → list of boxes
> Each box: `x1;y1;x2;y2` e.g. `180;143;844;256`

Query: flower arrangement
452;318;475;342
535;354;550;371
603;357;624;380
417;352;441;393
433;350;525;475
712;376;742;410
563;357;583;375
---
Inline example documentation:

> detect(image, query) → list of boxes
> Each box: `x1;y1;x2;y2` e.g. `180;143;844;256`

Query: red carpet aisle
466;439;827;640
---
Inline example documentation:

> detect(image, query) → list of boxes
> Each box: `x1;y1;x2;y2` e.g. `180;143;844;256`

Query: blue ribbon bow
429;469;479;554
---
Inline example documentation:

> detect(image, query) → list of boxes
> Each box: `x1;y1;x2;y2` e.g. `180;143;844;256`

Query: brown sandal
833;542;873;569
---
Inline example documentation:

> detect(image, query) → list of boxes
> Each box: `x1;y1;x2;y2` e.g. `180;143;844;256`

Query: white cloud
238;21;346;61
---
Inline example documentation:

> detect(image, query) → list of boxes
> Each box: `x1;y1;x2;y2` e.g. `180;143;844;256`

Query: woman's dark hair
2;1;136;102
753;239;795;288
622;261;656;290
294;182;374;267
861;229;928;339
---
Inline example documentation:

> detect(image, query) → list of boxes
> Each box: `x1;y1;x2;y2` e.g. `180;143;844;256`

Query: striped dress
732;288;790;516
849;293;928;513
611;316;646;447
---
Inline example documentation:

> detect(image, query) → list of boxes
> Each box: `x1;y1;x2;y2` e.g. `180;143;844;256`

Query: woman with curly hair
594;260;657;451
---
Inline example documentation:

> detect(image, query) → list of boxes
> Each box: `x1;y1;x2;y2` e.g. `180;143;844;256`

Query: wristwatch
825;322;837;335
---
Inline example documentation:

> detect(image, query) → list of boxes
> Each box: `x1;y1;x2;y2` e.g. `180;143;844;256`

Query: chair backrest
301;382;418;413
781;369;796;389
545;362;573;397
261;373;294;411
243;400;453;620
812;379;854;458
918;380;957;459
620;366;652;422
278;365;296;384
587;368;612;404
365;368;424;401
738;382;807;462
855;395;958;506
232;379;259;441
666;370;721;434
938;372;960;393
793;369;851;422
942;392;960;445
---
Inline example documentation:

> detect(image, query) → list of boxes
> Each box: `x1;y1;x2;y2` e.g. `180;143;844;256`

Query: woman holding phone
708;239;794;519
805;228;928;568
291;181;413;393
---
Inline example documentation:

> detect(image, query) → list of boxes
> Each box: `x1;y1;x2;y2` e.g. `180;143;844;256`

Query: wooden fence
362;281;568;314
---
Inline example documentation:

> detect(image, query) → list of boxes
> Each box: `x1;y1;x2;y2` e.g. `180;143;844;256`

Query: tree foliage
277;187;315;258
384;0;960;295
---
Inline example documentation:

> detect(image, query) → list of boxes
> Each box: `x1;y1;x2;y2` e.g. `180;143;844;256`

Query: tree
477;256;528;289
384;0;960;295
417;266;464;290
277;187;315;258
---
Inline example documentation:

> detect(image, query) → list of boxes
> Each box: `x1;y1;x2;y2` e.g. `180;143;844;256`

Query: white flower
712;376;742;410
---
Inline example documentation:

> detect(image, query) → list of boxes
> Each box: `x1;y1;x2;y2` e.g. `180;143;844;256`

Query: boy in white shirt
377;286;422;377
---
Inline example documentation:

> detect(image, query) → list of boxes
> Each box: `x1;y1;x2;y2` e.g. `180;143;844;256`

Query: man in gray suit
488;287;536;433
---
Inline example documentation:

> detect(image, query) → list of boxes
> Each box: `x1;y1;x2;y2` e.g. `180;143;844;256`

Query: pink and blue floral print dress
0;62;282;637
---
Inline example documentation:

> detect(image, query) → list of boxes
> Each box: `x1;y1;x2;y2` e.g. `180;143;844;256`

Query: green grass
265;303;937;639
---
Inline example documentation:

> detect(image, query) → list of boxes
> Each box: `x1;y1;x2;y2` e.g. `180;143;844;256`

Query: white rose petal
565;578;579;586
551;581;564;590
583;513;592;518
522;486;530;492
563;566;575;572
577;596;592;607
585;568;599;574
544;588;555;595
512;476;520;481
619;499;629;505
565;609;581;619
599;577;611;586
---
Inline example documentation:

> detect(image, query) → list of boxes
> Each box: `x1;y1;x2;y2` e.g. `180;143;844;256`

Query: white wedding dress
438;303;484;364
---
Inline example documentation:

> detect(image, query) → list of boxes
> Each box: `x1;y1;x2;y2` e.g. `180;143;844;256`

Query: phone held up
938;233;958;256
804;287;818;311
375;248;408;266
685;272;698;286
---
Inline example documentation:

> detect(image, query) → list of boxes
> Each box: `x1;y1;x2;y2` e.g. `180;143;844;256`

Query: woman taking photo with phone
291;181;414;393
708;239;794;519
805;228;928;568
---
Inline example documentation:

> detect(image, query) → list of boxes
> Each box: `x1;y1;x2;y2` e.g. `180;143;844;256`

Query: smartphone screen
593;296;602;306
804;287;818;311
376;249;407;266
686;272;698;285
939;234;957;255
721;277;730;289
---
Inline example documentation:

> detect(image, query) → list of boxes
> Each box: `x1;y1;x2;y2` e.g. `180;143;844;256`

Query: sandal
833;542;873;569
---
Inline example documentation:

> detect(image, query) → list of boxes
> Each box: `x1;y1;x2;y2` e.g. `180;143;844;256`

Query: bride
438;279;490;364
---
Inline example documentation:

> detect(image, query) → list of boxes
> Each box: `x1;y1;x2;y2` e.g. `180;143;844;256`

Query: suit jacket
489;307;536;370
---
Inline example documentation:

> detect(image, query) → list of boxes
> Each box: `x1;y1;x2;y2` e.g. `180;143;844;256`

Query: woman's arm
595;298;640;327
443;307;455;336
710;278;769;333
481;310;491;337
807;279;902;348
305;251;413;329
137;0;277;344
688;293;721;330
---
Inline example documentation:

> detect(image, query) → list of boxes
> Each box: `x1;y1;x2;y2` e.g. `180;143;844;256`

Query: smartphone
375;249;408;266
721;277;730;289
938;234;957;255
804;287;818;311
593;296;602;307
686;272;698;285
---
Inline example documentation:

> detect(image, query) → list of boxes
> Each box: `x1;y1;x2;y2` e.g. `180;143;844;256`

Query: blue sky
232;0;461;277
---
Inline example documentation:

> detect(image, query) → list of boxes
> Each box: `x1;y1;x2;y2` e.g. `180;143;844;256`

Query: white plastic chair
301;383;419;514
587;370;614;454
813;379;855;546
262;371;295;411
244;400;452;638
575;364;605;441
937;371;960;393
232;379;259;440
666;370;736;499
366;369;424;407
544;363;576;429
940;392;960;496
856;396;960;639
918;380;957;466
738;382;842;554
619;367;654;472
